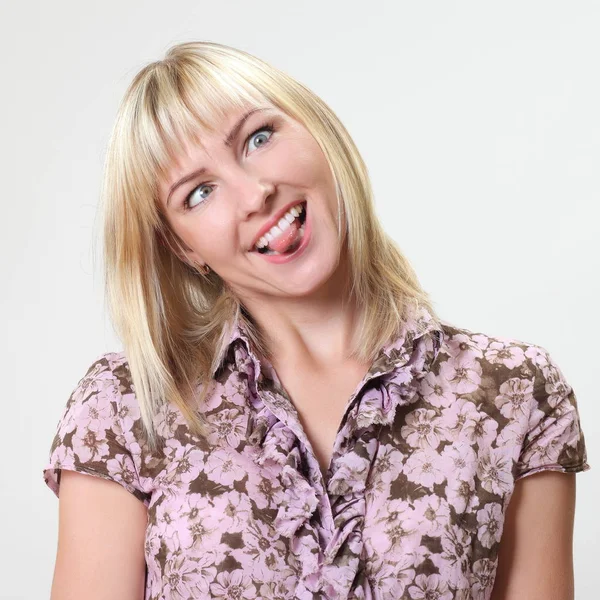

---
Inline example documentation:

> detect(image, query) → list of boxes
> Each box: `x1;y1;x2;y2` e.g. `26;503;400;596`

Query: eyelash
182;121;277;212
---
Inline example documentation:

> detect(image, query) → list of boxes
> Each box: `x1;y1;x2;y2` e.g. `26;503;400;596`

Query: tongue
267;219;301;253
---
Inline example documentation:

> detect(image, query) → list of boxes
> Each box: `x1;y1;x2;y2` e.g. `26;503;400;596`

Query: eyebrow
166;107;270;207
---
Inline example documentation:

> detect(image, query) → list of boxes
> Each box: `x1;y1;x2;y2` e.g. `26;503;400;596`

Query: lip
254;202;312;264
249;199;306;251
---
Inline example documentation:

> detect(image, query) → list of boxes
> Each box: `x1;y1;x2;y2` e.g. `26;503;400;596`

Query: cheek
301;141;335;191
276;137;331;188
177;212;235;257
283;146;331;188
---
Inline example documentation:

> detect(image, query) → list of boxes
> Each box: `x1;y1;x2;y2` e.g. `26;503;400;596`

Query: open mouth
254;201;308;256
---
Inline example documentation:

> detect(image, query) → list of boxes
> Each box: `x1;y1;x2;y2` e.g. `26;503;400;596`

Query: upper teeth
254;203;305;250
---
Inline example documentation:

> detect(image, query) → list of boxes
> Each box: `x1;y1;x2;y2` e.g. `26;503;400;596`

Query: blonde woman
43;41;590;600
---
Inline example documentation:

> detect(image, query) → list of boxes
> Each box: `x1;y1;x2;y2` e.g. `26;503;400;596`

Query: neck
240;253;360;368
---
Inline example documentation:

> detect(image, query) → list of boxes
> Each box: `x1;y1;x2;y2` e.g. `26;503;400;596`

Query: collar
212;301;445;380
211;310;256;378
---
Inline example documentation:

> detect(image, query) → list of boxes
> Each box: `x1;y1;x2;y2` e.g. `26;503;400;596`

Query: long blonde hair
101;41;440;452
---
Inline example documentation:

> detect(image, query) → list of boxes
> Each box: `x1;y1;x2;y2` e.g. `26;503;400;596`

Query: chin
278;256;343;297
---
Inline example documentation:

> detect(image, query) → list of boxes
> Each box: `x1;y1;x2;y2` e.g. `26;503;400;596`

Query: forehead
158;103;283;192
179;103;275;152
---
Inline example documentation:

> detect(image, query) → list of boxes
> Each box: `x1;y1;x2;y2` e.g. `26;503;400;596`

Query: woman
43;41;590;599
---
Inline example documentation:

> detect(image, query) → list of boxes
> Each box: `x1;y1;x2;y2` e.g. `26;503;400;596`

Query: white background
1;1;598;598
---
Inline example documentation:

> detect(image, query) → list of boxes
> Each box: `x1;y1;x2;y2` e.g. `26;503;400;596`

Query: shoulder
53;350;139;441
434;321;576;429
438;320;548;379
74;350;135;402
77;350;132;389
436;320;588;459
427;321;588;480
44;349;151;505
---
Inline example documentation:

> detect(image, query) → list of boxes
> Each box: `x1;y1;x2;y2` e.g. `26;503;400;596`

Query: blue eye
182;120;276;212
184;184;214;211
247;124;274;153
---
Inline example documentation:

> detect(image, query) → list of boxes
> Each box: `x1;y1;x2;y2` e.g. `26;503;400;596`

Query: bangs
119;56;274;211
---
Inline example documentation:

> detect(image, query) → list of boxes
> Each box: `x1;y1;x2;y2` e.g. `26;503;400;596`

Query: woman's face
158;103;344;302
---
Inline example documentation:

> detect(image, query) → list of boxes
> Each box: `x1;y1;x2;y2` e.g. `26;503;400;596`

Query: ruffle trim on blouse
328;328;442;495
317;331;442;598
244;407;323;589
238;305;444;598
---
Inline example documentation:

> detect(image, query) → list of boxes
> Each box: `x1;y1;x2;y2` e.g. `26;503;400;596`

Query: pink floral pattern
43;304;590;599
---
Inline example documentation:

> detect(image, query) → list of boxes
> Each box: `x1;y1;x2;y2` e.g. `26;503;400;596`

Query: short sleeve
515;345;591;481
42;353;151;507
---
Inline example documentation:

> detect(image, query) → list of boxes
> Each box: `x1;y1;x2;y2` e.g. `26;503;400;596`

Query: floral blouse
42;304;590;599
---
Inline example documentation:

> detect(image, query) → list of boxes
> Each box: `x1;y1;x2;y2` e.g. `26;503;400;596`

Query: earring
193;260;211;275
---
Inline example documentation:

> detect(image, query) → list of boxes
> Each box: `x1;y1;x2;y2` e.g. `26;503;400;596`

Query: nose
232;169;276;218
237;178;276;217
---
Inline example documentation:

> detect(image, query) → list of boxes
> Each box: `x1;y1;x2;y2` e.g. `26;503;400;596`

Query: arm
491;471;577;600
50;470;148;600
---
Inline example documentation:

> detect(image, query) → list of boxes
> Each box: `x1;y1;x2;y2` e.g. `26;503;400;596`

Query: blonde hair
101;40;440;452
